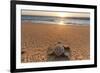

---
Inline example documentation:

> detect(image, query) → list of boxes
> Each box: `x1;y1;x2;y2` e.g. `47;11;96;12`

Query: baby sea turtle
47;42;71;58
54;42;65;56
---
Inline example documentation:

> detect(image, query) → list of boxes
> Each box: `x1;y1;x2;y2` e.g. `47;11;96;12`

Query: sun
58;13;66;18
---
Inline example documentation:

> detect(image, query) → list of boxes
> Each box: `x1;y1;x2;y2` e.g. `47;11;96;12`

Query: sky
21;10;90;18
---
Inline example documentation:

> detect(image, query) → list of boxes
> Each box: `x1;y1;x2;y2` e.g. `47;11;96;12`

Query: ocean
21;15;90;25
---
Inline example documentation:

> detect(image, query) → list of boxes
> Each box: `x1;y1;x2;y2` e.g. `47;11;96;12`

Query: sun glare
58;18;66;25
58;20;66;25
57;13;67;25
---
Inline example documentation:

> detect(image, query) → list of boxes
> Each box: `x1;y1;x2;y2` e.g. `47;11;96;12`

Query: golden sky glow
22;10;90;18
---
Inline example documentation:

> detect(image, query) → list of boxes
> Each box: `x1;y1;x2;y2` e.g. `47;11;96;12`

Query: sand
21;22;90;63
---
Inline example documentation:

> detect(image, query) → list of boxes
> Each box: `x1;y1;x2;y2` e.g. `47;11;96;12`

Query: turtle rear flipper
47;46;55;55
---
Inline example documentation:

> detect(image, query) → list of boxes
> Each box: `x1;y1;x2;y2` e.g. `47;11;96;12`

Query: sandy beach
21;22;90;63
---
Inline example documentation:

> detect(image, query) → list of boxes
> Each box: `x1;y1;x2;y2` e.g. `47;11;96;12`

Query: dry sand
21;22;90;63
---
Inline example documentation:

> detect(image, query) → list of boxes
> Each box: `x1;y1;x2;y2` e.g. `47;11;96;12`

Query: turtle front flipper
64;46;71;60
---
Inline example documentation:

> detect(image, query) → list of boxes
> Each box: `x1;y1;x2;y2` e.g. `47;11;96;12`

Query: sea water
21;15;90;25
